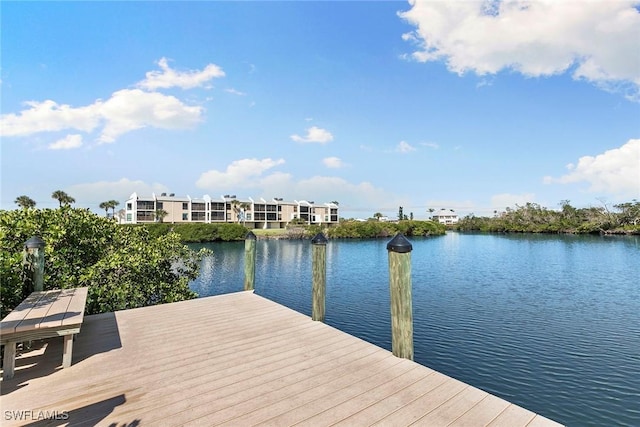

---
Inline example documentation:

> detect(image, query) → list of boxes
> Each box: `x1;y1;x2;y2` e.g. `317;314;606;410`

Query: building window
136;211;154;221
182;202;189;210
127;203;132;210
126;213;132;222
192;203;205;211
192;212;205;221
137;201;154;210
182;213;188;220
157;202;163;209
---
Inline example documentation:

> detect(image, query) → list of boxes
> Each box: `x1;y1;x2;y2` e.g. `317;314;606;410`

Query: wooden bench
1;287;88;380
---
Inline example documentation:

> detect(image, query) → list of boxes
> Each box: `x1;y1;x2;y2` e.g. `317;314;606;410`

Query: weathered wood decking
0;291;562;426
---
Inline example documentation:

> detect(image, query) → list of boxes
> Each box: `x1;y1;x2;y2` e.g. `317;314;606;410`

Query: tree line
456;200;640;234
15;190;121;218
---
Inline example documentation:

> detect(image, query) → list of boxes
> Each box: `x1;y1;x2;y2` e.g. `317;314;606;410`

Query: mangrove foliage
456;200;640;234
0;207;206;317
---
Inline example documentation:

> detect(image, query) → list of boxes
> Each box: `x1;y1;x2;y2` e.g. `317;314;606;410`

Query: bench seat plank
13;290;63;333
39;289;80;329
61;287;88;328
0;292;49;335
1;287;88;379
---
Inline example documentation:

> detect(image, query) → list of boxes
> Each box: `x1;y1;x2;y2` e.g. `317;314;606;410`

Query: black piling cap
25;236;45;249
245;231;257;240
386;233;412;253
311;232;328;245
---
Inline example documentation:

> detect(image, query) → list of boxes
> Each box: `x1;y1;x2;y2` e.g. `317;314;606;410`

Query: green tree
15;195;36;209
398;206;403;221
373;212;383;221
99;201;111;217
154;209;168;223
0;206;206;317
108;200;120;218
51;190;75;207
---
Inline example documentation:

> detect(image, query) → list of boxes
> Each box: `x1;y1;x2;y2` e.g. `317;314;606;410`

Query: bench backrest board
1;287;88;335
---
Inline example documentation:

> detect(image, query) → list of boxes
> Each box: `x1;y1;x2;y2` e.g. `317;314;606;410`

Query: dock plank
0;291;562;427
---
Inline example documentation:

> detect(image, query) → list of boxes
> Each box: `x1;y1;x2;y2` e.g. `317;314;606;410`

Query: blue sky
2;1;639;219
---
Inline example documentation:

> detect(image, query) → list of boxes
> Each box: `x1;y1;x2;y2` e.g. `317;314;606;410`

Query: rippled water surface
190;233;640;426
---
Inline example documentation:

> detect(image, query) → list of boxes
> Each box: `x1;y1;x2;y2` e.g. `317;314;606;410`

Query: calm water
189;233;640;426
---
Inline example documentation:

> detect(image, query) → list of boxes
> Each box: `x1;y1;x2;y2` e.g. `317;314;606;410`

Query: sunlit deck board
0;291;562;426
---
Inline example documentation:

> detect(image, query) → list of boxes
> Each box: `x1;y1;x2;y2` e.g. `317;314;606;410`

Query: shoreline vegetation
138;219;448;242
453;201;640;235
2;199;637;316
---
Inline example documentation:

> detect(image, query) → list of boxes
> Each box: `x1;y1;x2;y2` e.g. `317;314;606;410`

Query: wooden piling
244;231;256;291
311;232;328;322
387;233;413;360
24;236;45;292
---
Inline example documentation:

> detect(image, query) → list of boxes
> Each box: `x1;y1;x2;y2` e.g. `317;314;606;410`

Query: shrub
0;207;205;316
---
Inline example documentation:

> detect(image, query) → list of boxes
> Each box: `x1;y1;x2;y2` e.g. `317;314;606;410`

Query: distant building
432;209;459;225
123;193;339;229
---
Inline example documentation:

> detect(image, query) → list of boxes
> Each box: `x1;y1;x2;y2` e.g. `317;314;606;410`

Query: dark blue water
189;233;640;426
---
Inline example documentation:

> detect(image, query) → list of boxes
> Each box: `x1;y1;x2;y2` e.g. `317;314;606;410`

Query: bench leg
62;335;74;368
3;341;16;379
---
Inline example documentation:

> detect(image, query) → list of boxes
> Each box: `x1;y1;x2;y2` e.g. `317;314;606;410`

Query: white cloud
291;126;334;144
420;142;439;149
490;193;536;210
1;60;211;143
323;157;345;168
0;89;203;143
544;139;640;197
49;134;83;150
98;89;203;143
288;176;405;214
397;140;416;153
400;1;640;100
1;100;101;137
195;158;406;215
137;57;225;90
225;88;246;96
196;158;286;190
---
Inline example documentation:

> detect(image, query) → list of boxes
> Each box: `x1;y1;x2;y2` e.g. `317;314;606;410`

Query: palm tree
108;200;120;218
230;200;245;223
154;209;168;223
15;195;36;209
52;190;75;207
99;201;110;217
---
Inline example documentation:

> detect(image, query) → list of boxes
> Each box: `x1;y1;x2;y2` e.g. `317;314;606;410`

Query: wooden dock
0;291;562;426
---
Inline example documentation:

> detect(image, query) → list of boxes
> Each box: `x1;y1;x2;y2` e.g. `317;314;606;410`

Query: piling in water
244;231;256;291
311;232;328;322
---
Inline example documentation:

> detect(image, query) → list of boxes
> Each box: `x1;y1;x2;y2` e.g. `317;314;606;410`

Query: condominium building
124;193;339;228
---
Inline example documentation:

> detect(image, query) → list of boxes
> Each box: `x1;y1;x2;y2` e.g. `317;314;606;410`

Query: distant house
432;209;459;225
